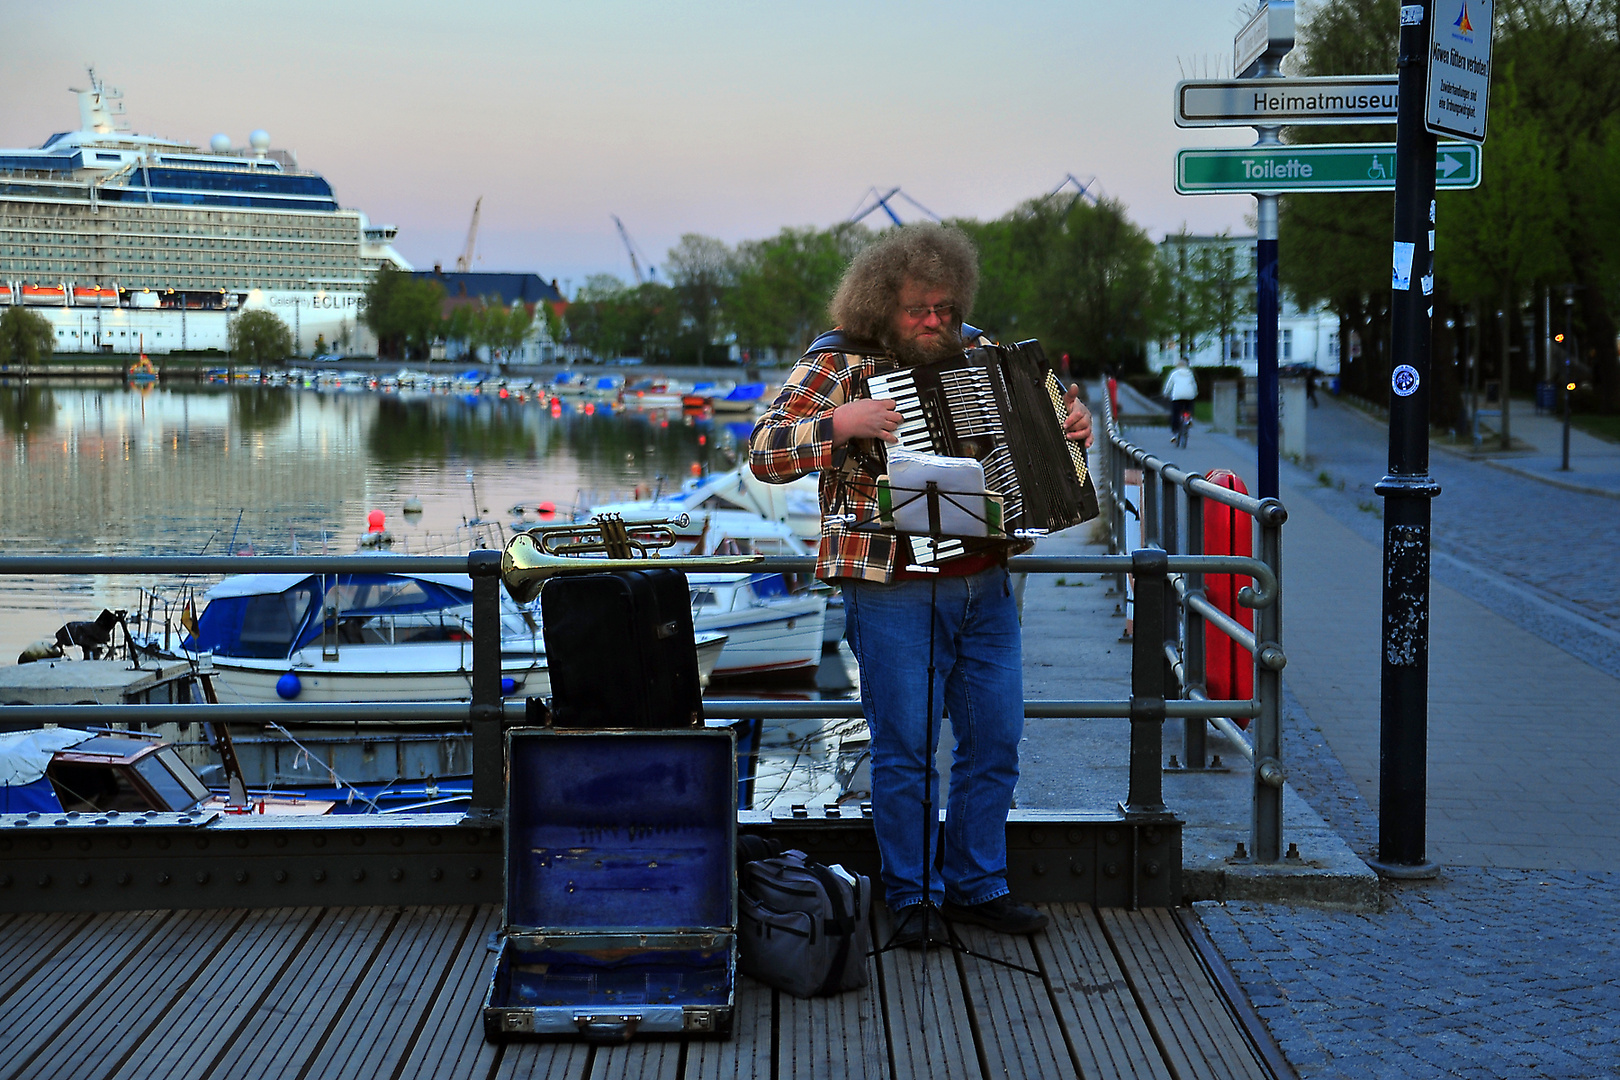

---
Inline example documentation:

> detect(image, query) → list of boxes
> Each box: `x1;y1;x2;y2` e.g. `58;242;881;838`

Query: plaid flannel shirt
749;333;1016;585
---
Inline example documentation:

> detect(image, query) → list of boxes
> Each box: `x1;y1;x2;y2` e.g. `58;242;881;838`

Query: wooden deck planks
392;905;504;1080
687;975;772;1080
777;929;887;1080
0;910;91;989
872;907;978;1080
494;1040;593;1079
0;909;172;1080
0;902;1281;1080
1037;903;1173;1080
21;908;248;1080
206;906;396;1080
108;907;322;1080
592;1038;685;1080
952;920;1073;1080
1100;908;1270;1080
305;905;478;1080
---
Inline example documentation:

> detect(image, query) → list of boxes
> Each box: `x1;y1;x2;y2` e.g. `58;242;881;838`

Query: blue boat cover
186;573;474;658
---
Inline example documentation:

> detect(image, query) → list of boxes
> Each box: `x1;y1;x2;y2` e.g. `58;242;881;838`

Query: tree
228;309;294;367
665;234;734;365
1438;70;1569;441
563;276;681;362
361;266;446;360
964;196;1160;375
0;307;56;369
728;224;870;357
1157;229;1220;365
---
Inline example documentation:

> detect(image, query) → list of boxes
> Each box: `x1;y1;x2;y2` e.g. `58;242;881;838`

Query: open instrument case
482;728;737;1042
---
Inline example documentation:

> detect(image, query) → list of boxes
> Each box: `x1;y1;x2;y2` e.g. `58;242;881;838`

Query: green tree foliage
228;309;294;367
1153;230;1255;367
0;307;56;367
1278;0;1400;403
361;266;446;360
1284;0;1620;411
563;276;681;362
447;299;537;364
963;196;1161;376
728;224;871;357
665;234;734;365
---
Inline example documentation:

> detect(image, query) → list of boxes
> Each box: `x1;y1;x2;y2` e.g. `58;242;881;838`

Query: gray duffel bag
738;849;871;998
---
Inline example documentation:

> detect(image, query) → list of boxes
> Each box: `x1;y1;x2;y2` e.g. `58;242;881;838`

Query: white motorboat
689;572;826;678
139;569;727;704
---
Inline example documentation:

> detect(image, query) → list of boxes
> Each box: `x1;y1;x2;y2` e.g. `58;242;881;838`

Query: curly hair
828;223;979;344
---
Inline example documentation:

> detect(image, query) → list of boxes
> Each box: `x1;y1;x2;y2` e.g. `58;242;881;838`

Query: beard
888;322;964;366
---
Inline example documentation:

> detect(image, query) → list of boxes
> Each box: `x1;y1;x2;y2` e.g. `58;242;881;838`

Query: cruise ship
0;70;408;355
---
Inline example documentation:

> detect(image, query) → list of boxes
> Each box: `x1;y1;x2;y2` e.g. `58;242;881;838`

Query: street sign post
1235;1;1295;78
1426;0;1493;141
1175;142;1481;194
1176;75;1398;127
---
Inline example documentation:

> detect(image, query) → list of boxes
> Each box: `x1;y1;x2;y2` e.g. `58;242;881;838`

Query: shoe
891;904;949;950
942;894;1049;935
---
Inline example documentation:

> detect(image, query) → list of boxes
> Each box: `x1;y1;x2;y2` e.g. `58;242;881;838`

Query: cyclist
1162;357;1198;447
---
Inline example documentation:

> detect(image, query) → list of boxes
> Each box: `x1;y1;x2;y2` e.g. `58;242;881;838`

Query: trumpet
500;513;764;602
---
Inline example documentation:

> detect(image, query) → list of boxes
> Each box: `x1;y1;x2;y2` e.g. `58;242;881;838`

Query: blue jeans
843;567;1023;910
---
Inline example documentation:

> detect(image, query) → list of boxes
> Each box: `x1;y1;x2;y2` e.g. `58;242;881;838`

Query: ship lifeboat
20;283;67;306
71;285;119;307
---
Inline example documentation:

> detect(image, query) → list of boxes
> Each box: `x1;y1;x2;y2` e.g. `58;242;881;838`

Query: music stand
840;477;1042;980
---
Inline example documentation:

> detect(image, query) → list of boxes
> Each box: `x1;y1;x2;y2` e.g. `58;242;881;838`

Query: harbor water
0;376;860;810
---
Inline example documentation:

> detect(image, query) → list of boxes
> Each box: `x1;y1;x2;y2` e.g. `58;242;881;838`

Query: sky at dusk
5;1;1285;295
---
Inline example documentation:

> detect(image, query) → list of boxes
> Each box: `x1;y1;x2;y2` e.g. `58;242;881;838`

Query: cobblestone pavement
1291;398;1620;677
1105;395;1620;1078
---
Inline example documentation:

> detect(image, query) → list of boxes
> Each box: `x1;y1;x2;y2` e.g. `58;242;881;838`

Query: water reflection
0;380;858;811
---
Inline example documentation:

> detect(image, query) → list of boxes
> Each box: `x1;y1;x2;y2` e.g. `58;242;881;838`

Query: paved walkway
1102;390;1620;1078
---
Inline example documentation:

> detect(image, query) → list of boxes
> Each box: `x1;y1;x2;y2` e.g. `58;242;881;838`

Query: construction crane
454;197;482;273
1046;174;1102;210
847;186;941;227
611;215;646;284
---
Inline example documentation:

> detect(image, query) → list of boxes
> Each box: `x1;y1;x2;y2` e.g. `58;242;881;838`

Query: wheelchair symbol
1367;158;1389;181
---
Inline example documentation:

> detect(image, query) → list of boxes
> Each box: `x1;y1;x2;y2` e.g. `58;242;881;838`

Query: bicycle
1169;401;1194;449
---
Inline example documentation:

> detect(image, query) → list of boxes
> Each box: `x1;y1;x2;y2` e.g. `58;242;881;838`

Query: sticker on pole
1392;365;1421;397
1392;241;1416;290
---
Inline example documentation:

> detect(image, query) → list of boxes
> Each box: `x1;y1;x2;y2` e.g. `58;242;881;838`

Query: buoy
276;672;302;700
367;509;386;532
403;497;424;514
501;677;517;696
690;462;702;477
538;501;556;517
698;434;707;446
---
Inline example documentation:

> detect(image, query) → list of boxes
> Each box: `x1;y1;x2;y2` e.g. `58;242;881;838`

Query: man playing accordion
749;223;1092;948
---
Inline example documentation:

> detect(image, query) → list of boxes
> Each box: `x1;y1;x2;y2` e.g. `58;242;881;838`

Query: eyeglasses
901;303;956;320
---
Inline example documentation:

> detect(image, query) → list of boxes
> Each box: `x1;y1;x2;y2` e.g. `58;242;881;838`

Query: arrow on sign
1438;153;1467;178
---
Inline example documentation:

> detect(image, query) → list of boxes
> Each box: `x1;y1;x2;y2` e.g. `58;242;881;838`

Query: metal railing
0;484;1284;854
1096;385;1290;862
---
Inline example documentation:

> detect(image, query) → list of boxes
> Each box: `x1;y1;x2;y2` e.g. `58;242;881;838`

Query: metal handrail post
1250;499;1288;861
1160;472;1182;769
1183;488;1209;769
1124;548;1169;817
468;548;504;821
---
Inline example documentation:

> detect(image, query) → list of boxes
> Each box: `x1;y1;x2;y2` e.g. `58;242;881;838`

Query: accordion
864;339;1100;567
